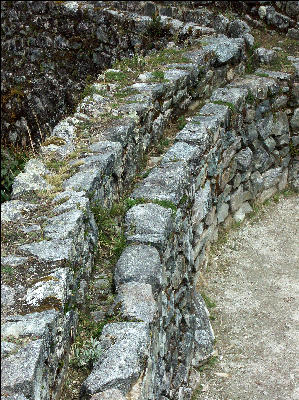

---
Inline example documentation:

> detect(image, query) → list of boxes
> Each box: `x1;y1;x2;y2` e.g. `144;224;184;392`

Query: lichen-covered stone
125;203;173;248
19;239;75;262
81;322;150;397
131;161;190;205
113;282;157;323
114;245;162;293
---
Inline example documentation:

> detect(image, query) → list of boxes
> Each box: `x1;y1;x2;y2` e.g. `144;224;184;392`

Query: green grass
177;115;187;130
201;292;216;309
212;100;236;113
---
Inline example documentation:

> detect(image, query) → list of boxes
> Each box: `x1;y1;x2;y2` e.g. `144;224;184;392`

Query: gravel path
194;194;299;400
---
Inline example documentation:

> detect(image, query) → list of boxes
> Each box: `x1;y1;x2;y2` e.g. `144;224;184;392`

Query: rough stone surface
81;323;150;397
114;282;157;323
114;245;162;293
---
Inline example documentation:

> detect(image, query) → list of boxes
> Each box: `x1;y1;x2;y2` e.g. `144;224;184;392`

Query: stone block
81;323;150;397
113;282;157;323
235;148;253;171
19;239;75;263
1;200;37;222
125;203;173;249
131;161;190;205
114;244;162;293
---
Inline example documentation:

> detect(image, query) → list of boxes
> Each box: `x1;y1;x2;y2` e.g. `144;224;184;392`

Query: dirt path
194;194;299;400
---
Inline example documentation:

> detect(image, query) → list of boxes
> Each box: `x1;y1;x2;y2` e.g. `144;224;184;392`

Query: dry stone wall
1;9;299;400
82;70;298;400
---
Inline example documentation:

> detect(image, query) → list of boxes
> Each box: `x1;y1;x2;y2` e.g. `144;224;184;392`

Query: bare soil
195;194;299;400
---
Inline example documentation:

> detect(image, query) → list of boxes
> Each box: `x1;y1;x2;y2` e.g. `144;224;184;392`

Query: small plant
201;292;216;309
150;70;167;82
246;90;255;105
254;72;269;78
71;338;102;369
177;115;186;130
105;70;127;83
212;100;236;113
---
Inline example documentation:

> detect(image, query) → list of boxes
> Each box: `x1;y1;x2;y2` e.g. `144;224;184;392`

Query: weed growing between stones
177;115;187;130
212;100;236;113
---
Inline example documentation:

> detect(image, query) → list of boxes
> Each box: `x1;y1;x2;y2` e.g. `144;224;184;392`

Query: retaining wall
1;22;299;400
82;70;299;400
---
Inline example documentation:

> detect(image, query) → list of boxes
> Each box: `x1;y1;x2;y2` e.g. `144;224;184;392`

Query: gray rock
213;14;229;34
90;389;126;400
290;108;299;131
233;202;253;223
1;255;28;267
253;147;273;173
265;6;291;31
125;203;173;247
53;190;90;213
235;148;253;171
1;339;49;399
23;159;50;176
287;28;299;40
1;285;16;307
264;137;276;152
272;111;289;136
114;282;157;323
175;122;209;150
63;168;101;193
254;47;276;64
131;161;190;205
162;142;200;167
210;87;248;110
289;161;299;192
285;1;299;18
250;171;264;195
1;341;18;357
228;19;251;38
1;200;37;222
262;167;282;189
217;202;229;224
19;238;75;262
200;36;245;66
25;268;72;307
192;181;211;224
192;293;215;367
11;160;53;199
114;245;161;293
2;310;58;339
81;322;150;396
44;209;84;240
230;185;244;212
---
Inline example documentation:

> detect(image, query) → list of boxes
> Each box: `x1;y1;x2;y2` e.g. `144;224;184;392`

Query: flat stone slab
19;238;75;262
114;282;157;323
1;200;38;223
131;161;190;205
114;244;162;293
125;203;173;247
81;322;150;397
2;310;58;339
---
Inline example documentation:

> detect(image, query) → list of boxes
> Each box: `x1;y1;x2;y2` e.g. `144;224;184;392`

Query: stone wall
82;70;298;400
1;14;298;400
1;0;171;148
